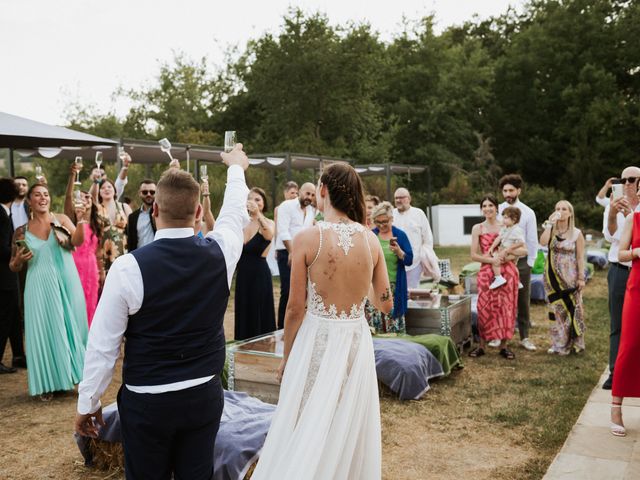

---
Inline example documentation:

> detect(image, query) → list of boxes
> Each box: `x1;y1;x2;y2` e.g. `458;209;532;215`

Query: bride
252;163;393;479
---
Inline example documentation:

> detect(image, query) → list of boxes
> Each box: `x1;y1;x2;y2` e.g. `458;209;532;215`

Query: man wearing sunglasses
602;167;640;390
127;180;157;251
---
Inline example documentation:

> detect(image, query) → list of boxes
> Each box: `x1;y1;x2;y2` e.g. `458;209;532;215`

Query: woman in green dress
10;183;88;400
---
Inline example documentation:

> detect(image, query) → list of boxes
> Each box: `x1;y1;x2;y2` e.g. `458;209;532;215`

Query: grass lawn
378;246;610;479
0;247;609;479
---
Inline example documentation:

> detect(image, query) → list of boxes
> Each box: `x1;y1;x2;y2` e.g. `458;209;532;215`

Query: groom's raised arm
206;145;250;288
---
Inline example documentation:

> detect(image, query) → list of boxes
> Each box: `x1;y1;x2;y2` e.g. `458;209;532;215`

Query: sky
0;0;524;125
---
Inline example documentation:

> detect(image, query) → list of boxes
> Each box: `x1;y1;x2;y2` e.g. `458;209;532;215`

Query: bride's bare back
288;221;392;321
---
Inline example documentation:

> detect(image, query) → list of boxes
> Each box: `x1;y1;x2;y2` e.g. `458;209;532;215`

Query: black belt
611;262;631;271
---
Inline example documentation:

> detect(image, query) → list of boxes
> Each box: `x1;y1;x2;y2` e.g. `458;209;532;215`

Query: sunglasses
140;190;156;196
620;177;638;184
374;218;390;225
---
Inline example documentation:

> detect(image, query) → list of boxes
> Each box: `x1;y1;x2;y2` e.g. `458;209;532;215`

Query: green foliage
60;2;640;216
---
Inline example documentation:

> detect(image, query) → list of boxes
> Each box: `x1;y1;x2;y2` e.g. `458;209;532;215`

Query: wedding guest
368;201;413;334
235;187;276;340
602;167;640;389
610;196;640;437
499;174;538;352
596;177;617;208
98;179;131;275
198;181;215;236
10;183;88;400
365;194;380;229
540;200;586;355
275;182;315;329
75;145;250;478
393;188;439;286
273;181;299;241
127;179;157;251
469;195;525;359
0;178;24;373
65;164;104;326
89;152;130;202
11;176;29;230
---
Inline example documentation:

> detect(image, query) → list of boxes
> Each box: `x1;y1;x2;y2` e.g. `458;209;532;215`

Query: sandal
611;402;626;437
468;347;485;358
499;348;515;360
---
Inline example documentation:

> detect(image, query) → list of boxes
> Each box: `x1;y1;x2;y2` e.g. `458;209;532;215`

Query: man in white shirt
10;176;29;230
275;182;315;328
392;187;440;287
126;179;157;251
75;145;250;479
499;174;538;352
602;167;640;389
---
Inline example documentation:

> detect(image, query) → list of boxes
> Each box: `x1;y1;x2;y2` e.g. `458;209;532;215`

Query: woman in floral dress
97;179;131;275
540;200;586;355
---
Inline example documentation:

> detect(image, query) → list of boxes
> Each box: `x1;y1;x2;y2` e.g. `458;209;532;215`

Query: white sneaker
489;276;507;290
520;338;537;351
488;339;501;348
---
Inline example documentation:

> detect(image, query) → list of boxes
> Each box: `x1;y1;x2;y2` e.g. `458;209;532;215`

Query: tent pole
427;165;433;224
8;147;15;177
271;169;277;215
286;153;292;181
186;146;191;175
386;164;391;202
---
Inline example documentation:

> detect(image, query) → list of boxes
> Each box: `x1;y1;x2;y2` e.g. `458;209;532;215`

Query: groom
75;145;249;479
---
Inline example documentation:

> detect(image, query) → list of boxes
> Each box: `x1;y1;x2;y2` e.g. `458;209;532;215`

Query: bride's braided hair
320;163;366;224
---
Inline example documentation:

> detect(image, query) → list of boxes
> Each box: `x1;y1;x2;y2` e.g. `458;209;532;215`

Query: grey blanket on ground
75;390;275;480
373;338;444;400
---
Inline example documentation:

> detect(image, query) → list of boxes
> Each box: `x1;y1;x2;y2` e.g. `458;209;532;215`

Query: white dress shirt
603;204;632;267
275;198;315;250
10;200;28;230
136;207;155;248
596;195;610;207
77;165;249;415
392;207;435;272
499;199;538;267
114;176;127;201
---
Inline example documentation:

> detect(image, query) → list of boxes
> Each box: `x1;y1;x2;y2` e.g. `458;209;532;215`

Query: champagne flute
74;189;84;209
95;151;103;170
159;138;175;162
74;156;83;185
200;165;208;182
224;131;236;153
35;165;43;181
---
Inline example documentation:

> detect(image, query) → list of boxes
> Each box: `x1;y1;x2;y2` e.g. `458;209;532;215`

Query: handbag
50;215;75;251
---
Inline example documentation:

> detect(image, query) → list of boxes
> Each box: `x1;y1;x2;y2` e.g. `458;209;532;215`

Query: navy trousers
608;263;629;373
276;249;291;330
117;376;224;480
516;258;531;340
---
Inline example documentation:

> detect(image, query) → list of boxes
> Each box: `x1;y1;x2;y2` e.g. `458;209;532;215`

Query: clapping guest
368;202;413;334
98;179;131;275
65;164;104;326
9;183;88;400
540;200;586;355
235;188;276;340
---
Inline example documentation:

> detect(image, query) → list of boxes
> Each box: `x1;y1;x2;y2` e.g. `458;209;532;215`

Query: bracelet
77;220;89;225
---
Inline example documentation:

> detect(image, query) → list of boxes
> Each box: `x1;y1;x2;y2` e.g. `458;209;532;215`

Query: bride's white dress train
252;222;381;480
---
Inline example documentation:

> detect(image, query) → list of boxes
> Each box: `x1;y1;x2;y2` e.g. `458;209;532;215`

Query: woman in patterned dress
540;200;586;355
469;195;526;359
97;179;131;275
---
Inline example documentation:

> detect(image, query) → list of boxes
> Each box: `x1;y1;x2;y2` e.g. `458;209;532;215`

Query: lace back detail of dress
306;221;369;320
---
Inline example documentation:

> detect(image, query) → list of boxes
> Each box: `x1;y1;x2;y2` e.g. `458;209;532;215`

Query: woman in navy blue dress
234;187;276;340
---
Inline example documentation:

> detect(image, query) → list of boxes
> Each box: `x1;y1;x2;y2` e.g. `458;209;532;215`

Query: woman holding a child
540;200;586;355
469;195;527;359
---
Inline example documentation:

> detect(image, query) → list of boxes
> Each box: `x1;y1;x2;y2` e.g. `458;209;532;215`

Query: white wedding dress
252;221;382;480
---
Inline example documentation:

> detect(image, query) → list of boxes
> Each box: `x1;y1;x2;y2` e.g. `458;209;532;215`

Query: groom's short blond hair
155;169;200;222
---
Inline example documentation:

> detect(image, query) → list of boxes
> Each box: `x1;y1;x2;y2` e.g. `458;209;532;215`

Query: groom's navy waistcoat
124;235;229;386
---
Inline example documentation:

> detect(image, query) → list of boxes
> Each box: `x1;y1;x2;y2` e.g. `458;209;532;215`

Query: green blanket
376;333;463;376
